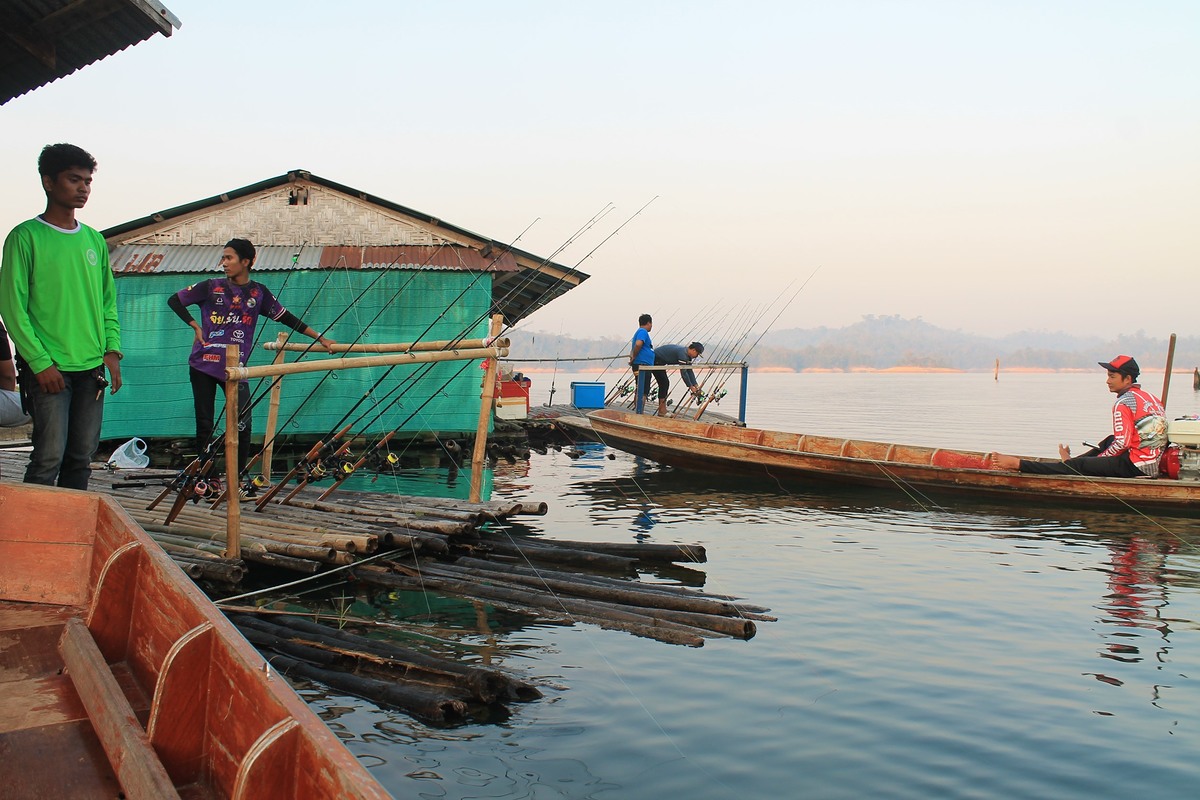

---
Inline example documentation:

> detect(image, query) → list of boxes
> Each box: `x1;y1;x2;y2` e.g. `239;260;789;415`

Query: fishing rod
293;201;620;463
231;199;625;510
690;271;817;420
152;245;453;517
159;237;505;517
665;300;757;418
267;198;612;459
248;205;622;508
298;203;634;499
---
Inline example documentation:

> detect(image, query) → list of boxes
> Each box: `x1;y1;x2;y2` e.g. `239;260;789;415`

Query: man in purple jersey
168;238;333;474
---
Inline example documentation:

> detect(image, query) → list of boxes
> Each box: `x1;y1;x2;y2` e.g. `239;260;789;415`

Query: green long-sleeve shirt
0;217;121;373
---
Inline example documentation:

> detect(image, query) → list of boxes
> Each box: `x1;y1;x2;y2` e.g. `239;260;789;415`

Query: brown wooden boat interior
0;483;391;800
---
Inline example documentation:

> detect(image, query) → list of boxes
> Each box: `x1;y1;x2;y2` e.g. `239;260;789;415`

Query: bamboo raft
0;451;771;653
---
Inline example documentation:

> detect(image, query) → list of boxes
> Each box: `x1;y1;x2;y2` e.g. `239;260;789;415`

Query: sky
2;1;1197;341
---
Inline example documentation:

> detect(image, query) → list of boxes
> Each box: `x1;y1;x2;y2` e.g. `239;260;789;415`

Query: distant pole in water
1161;333;1177;408
1194;367;1199;392
994;358;999;382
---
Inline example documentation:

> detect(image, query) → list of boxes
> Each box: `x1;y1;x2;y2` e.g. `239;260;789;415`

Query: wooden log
521;540;707;563
451;555;771;612
414;562;756;638
265;653;468;724
281;498;472;535
130;506;378;555
341;491;544;518
232;614;540;703
355;567;717;643
164;553;246;585
242;549;325;573
479;538;637;572
143;526;338;564
430;559;773;620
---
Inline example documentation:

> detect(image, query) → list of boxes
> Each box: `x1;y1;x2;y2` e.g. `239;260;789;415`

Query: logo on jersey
86;249;98;266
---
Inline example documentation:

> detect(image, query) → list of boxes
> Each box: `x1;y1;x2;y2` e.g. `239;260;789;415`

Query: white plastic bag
108;437;150;469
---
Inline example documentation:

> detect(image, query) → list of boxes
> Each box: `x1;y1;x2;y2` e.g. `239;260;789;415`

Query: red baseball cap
1098;355;1139;378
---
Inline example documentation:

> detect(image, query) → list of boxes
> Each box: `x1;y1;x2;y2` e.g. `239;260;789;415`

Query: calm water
291;372;1200;799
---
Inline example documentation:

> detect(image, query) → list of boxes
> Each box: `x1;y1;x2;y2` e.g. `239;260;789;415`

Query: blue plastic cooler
570;381;605;409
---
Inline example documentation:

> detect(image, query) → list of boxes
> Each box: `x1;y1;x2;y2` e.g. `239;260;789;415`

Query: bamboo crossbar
226;343;509;380
263;337;498;354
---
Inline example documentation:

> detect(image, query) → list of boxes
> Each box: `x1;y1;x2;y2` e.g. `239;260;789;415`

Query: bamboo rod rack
226;342;509;380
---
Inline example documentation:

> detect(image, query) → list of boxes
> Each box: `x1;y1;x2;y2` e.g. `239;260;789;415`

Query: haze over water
297;372;1200;799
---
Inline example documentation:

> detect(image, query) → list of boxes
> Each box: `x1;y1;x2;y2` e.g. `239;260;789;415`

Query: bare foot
988;452;1021;471
1058;443;1071;459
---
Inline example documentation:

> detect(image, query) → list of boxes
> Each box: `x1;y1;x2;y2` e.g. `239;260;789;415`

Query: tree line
507;315;1199;372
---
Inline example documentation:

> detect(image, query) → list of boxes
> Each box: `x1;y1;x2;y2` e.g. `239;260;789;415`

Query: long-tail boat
0;482;392;800
588;408;1200;510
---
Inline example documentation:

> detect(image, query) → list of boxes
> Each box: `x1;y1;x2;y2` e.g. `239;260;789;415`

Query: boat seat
59;617;182;800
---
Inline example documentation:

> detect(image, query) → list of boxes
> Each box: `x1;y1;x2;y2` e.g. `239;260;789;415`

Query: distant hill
506;316;1199;372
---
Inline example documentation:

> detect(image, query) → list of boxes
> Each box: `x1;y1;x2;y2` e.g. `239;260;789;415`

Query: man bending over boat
990;355;1166;478
651;342;704;416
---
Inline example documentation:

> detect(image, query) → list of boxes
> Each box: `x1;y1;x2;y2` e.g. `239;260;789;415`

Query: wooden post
1162;332;1177;408
470;315;504;503
225;344;241;560
262;332;289;483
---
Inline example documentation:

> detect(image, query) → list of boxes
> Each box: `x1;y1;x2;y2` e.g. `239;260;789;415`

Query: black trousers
190;368;251;474
1018;436;1145;478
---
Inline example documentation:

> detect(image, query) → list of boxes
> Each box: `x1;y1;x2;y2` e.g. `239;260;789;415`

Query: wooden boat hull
588;409;1200;510
0;482;391;800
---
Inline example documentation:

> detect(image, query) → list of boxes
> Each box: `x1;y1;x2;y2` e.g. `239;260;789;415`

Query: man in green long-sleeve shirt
0;143;122;489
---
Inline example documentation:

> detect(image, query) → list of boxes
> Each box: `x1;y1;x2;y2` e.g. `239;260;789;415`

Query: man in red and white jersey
991;355;1166;478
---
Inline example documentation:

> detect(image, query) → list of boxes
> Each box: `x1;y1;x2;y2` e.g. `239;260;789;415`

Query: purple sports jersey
174;279;286;379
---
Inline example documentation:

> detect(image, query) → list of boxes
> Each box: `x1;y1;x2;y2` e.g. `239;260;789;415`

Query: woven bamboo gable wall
116;181;460;248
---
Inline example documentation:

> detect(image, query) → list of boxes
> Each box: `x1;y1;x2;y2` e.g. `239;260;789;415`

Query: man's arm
0;228;64;392
99;241;122;392
1100;403;1132;456
0;228;51;373
274;308;335;352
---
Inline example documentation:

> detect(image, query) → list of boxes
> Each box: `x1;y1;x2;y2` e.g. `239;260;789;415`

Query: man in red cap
991;355;1167;477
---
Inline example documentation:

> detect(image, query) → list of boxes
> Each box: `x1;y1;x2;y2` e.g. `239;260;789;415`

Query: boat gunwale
587;409;1199;505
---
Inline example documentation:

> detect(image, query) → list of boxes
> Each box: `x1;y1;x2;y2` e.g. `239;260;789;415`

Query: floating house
100;170;587;444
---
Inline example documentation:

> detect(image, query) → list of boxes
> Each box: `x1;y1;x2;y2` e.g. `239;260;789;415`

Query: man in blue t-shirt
628;313;655;413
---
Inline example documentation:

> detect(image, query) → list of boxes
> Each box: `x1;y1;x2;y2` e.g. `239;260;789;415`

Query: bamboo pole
225;344;241;559
262;331;289;483
263;337;496;353
226;342;509;380
471;315;505;503
1162;333;1177;408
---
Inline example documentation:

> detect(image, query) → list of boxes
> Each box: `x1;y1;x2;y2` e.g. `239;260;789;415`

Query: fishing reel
337;459;357;477
383;451;401;467
302;460;329;481
697;388;727;404
616;383;633;397
251;474;271;489
193;478;222;502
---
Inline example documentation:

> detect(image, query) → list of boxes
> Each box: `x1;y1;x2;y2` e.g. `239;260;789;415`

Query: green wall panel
102;270;493;444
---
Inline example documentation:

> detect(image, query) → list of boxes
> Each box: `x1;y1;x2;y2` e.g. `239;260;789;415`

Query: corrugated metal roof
323;246;518;272
110;245;517;276
1;0;181;105
102;170;588;325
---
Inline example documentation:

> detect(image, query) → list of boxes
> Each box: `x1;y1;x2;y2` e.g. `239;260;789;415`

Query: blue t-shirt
631;327;654;366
